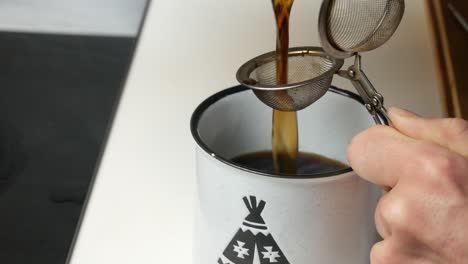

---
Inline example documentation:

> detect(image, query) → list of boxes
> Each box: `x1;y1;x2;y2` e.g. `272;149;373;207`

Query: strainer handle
338;55;393;126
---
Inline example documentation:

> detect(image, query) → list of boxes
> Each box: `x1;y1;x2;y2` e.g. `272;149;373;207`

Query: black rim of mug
190;85;387;179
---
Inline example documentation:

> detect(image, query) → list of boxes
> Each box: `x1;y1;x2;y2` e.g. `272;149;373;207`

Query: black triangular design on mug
218;196;290;264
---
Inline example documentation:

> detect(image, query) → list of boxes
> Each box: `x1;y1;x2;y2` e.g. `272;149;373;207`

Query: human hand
348;108;468;263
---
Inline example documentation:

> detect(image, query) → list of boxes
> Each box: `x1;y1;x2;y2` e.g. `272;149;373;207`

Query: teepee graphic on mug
218;196;290;264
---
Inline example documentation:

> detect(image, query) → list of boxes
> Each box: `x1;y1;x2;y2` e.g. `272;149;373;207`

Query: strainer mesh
327;0;404;52
248;54;335;111
249;55;334;85
253;77;332;111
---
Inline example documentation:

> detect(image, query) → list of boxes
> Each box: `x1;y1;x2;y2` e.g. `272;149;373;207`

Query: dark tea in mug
232;151;348;175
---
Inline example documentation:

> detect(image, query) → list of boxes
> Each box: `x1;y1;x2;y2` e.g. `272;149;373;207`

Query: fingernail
389;107;419;118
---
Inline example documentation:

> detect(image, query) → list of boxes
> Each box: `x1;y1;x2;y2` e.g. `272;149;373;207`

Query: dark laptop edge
65;1;153;262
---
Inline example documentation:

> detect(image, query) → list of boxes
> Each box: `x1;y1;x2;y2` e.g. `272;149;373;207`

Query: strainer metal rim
236;46;344;91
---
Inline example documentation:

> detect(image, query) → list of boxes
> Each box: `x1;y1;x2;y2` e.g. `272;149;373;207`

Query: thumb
389;107;468;158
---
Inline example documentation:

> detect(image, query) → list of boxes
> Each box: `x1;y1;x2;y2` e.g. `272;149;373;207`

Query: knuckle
426;155;466;184
375;194;391;219
370;242;395;264
419;149;463;184
444;118;468;140
378;195;411;231
413;150;433;180
374;195;391;237
428;155;454;176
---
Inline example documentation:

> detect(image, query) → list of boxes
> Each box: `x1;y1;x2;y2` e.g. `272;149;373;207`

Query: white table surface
70;0;443;262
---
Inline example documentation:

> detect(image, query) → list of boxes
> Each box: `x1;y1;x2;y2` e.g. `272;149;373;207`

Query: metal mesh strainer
317;0;405;124
324;0;405;55
237;47;343;111
319;0;405;59
236;0;405;124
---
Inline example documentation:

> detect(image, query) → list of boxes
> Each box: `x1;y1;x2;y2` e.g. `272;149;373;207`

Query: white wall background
0;0;147;36
71;0;444;263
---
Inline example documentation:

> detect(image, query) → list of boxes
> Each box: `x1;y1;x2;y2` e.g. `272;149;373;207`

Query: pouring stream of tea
271;0;298;174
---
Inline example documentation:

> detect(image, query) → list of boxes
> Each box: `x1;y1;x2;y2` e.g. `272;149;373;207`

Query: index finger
347;125;437;188
389;108;468;159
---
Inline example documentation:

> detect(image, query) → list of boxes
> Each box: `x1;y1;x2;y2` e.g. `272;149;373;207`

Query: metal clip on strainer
319;0;405;124
237;0;405;125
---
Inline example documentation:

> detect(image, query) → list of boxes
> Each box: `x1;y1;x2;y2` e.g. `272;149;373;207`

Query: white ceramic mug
191;86;383;264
